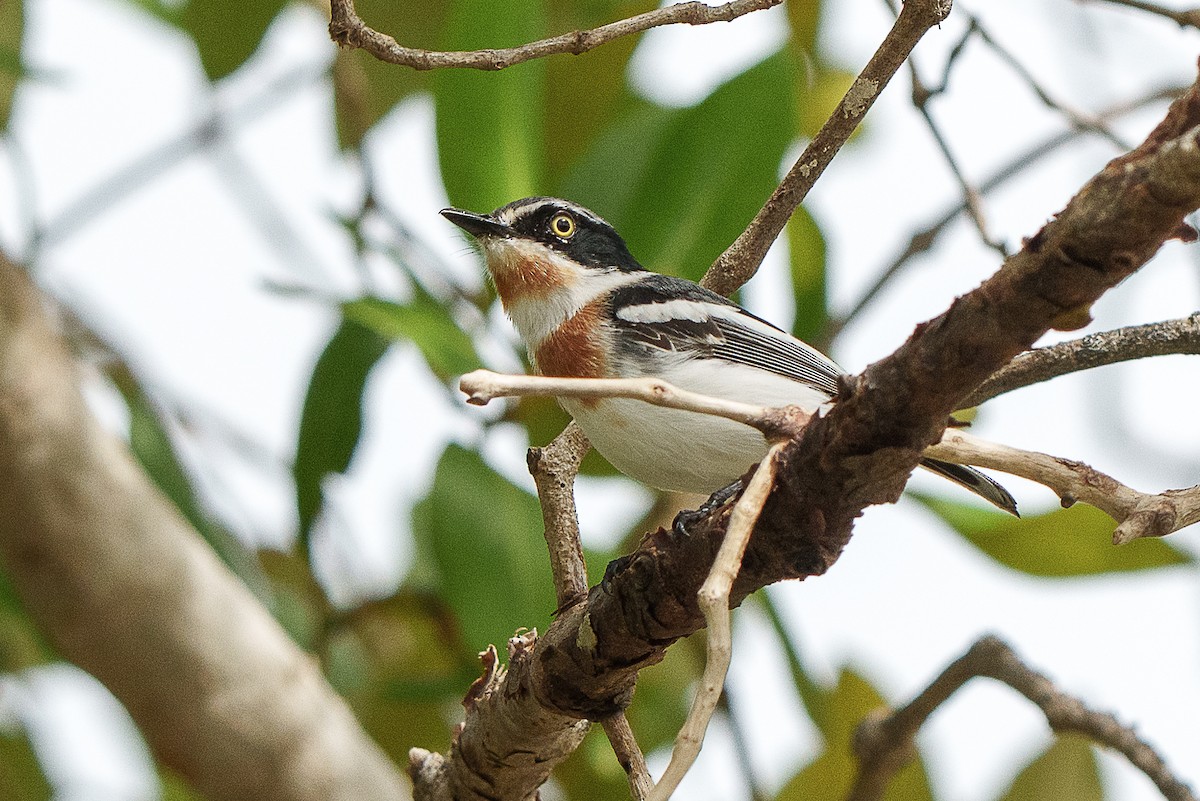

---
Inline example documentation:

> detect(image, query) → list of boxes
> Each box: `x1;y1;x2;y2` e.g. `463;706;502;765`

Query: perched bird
442;197;1017;515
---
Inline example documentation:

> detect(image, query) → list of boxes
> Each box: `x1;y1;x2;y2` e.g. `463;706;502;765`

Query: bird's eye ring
550;212;576;239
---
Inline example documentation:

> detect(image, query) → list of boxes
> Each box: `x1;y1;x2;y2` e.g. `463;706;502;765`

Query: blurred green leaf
159;769;204;801
915;494;1193;577
995;735;1104;801
0;0;22;132
257;548;326;647
331;1;448;149
433;0;546;213
182;0;286;81
786;205;827;343
625;633;701;752
564;50;797;282
799;66;856;138
777;667;933;801
411;445;555;651
0;726;50;801
542;0;654;185
347;591;471;701
342;291;481;381
755;592;828;727
786;0;822;54
0;569;53;670
293;319;389;546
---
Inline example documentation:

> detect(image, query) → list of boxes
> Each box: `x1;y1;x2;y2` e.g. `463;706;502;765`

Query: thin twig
328;0;781;71
602;715;653;801
460;370;807;437
908;59;1006;256
527;423;591;610
646;442;786;801
926;429;1200;543
1083;0;1200;29
848;635;1196;801
701;0;953;296
964;313;1200;407
831;85;1183;337
969;12;1129;149
463;369;1200;543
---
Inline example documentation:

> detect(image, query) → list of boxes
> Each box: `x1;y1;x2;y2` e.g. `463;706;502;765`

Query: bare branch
460;369;811;440
701;0;953;296
849;635;1196;801
527;422;591;610
927;429;1200;543
648;443;786;801
964;313;1200;406
467;370;1200;542
831;84;1183;338
602;715;653;801
328;0;781;71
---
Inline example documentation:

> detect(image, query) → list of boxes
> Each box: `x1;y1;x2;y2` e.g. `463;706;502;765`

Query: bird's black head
441;197;646;273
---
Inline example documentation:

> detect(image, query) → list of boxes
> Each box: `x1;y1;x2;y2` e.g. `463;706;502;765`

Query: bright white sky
1;0;1199;799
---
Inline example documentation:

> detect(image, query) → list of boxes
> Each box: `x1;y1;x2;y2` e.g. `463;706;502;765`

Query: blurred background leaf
293;318;389;549
777;667;934;801
0;727;51;801
410;444;557;652
915;494;1193;577
0;0;22;133
994;735;1104;801
434;0;546;213
331;0;448;149
181;0;286;81
563;50;797;282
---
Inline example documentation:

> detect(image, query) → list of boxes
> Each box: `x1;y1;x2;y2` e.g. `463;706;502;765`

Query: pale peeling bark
0;255;406;801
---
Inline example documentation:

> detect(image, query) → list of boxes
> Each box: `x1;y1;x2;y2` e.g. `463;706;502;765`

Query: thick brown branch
964;313;1200;406
0;255;405;801
328;0;780;71
849;635;1196;801
701;0;952;295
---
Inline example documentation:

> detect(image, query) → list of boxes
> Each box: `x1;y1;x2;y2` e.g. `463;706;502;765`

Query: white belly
562;360;830;494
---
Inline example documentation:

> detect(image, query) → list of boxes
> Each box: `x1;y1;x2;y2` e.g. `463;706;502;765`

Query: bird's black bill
440;207;512;239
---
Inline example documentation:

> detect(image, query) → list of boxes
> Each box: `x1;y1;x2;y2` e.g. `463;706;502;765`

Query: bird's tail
918;457;1019;516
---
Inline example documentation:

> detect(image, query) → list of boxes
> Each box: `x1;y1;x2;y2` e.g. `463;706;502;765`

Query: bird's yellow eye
550;212;576;239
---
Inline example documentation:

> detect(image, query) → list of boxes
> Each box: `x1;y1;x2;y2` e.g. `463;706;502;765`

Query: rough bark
0;254;406;801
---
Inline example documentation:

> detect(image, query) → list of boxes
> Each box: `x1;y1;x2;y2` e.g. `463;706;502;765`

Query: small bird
442;197;1017;515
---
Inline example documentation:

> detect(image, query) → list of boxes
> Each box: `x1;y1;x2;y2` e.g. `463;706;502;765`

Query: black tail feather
918;457;1019;516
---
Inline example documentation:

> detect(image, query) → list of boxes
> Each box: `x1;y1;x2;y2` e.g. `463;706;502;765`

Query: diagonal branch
328;0;781;71
963;313;1200;406
848;635;1196;801
701;0;953;295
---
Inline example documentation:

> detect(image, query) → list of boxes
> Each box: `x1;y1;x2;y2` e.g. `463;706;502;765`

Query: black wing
608;274;842;396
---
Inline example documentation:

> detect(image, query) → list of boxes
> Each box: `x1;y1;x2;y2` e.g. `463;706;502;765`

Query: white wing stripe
615;299;730;324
